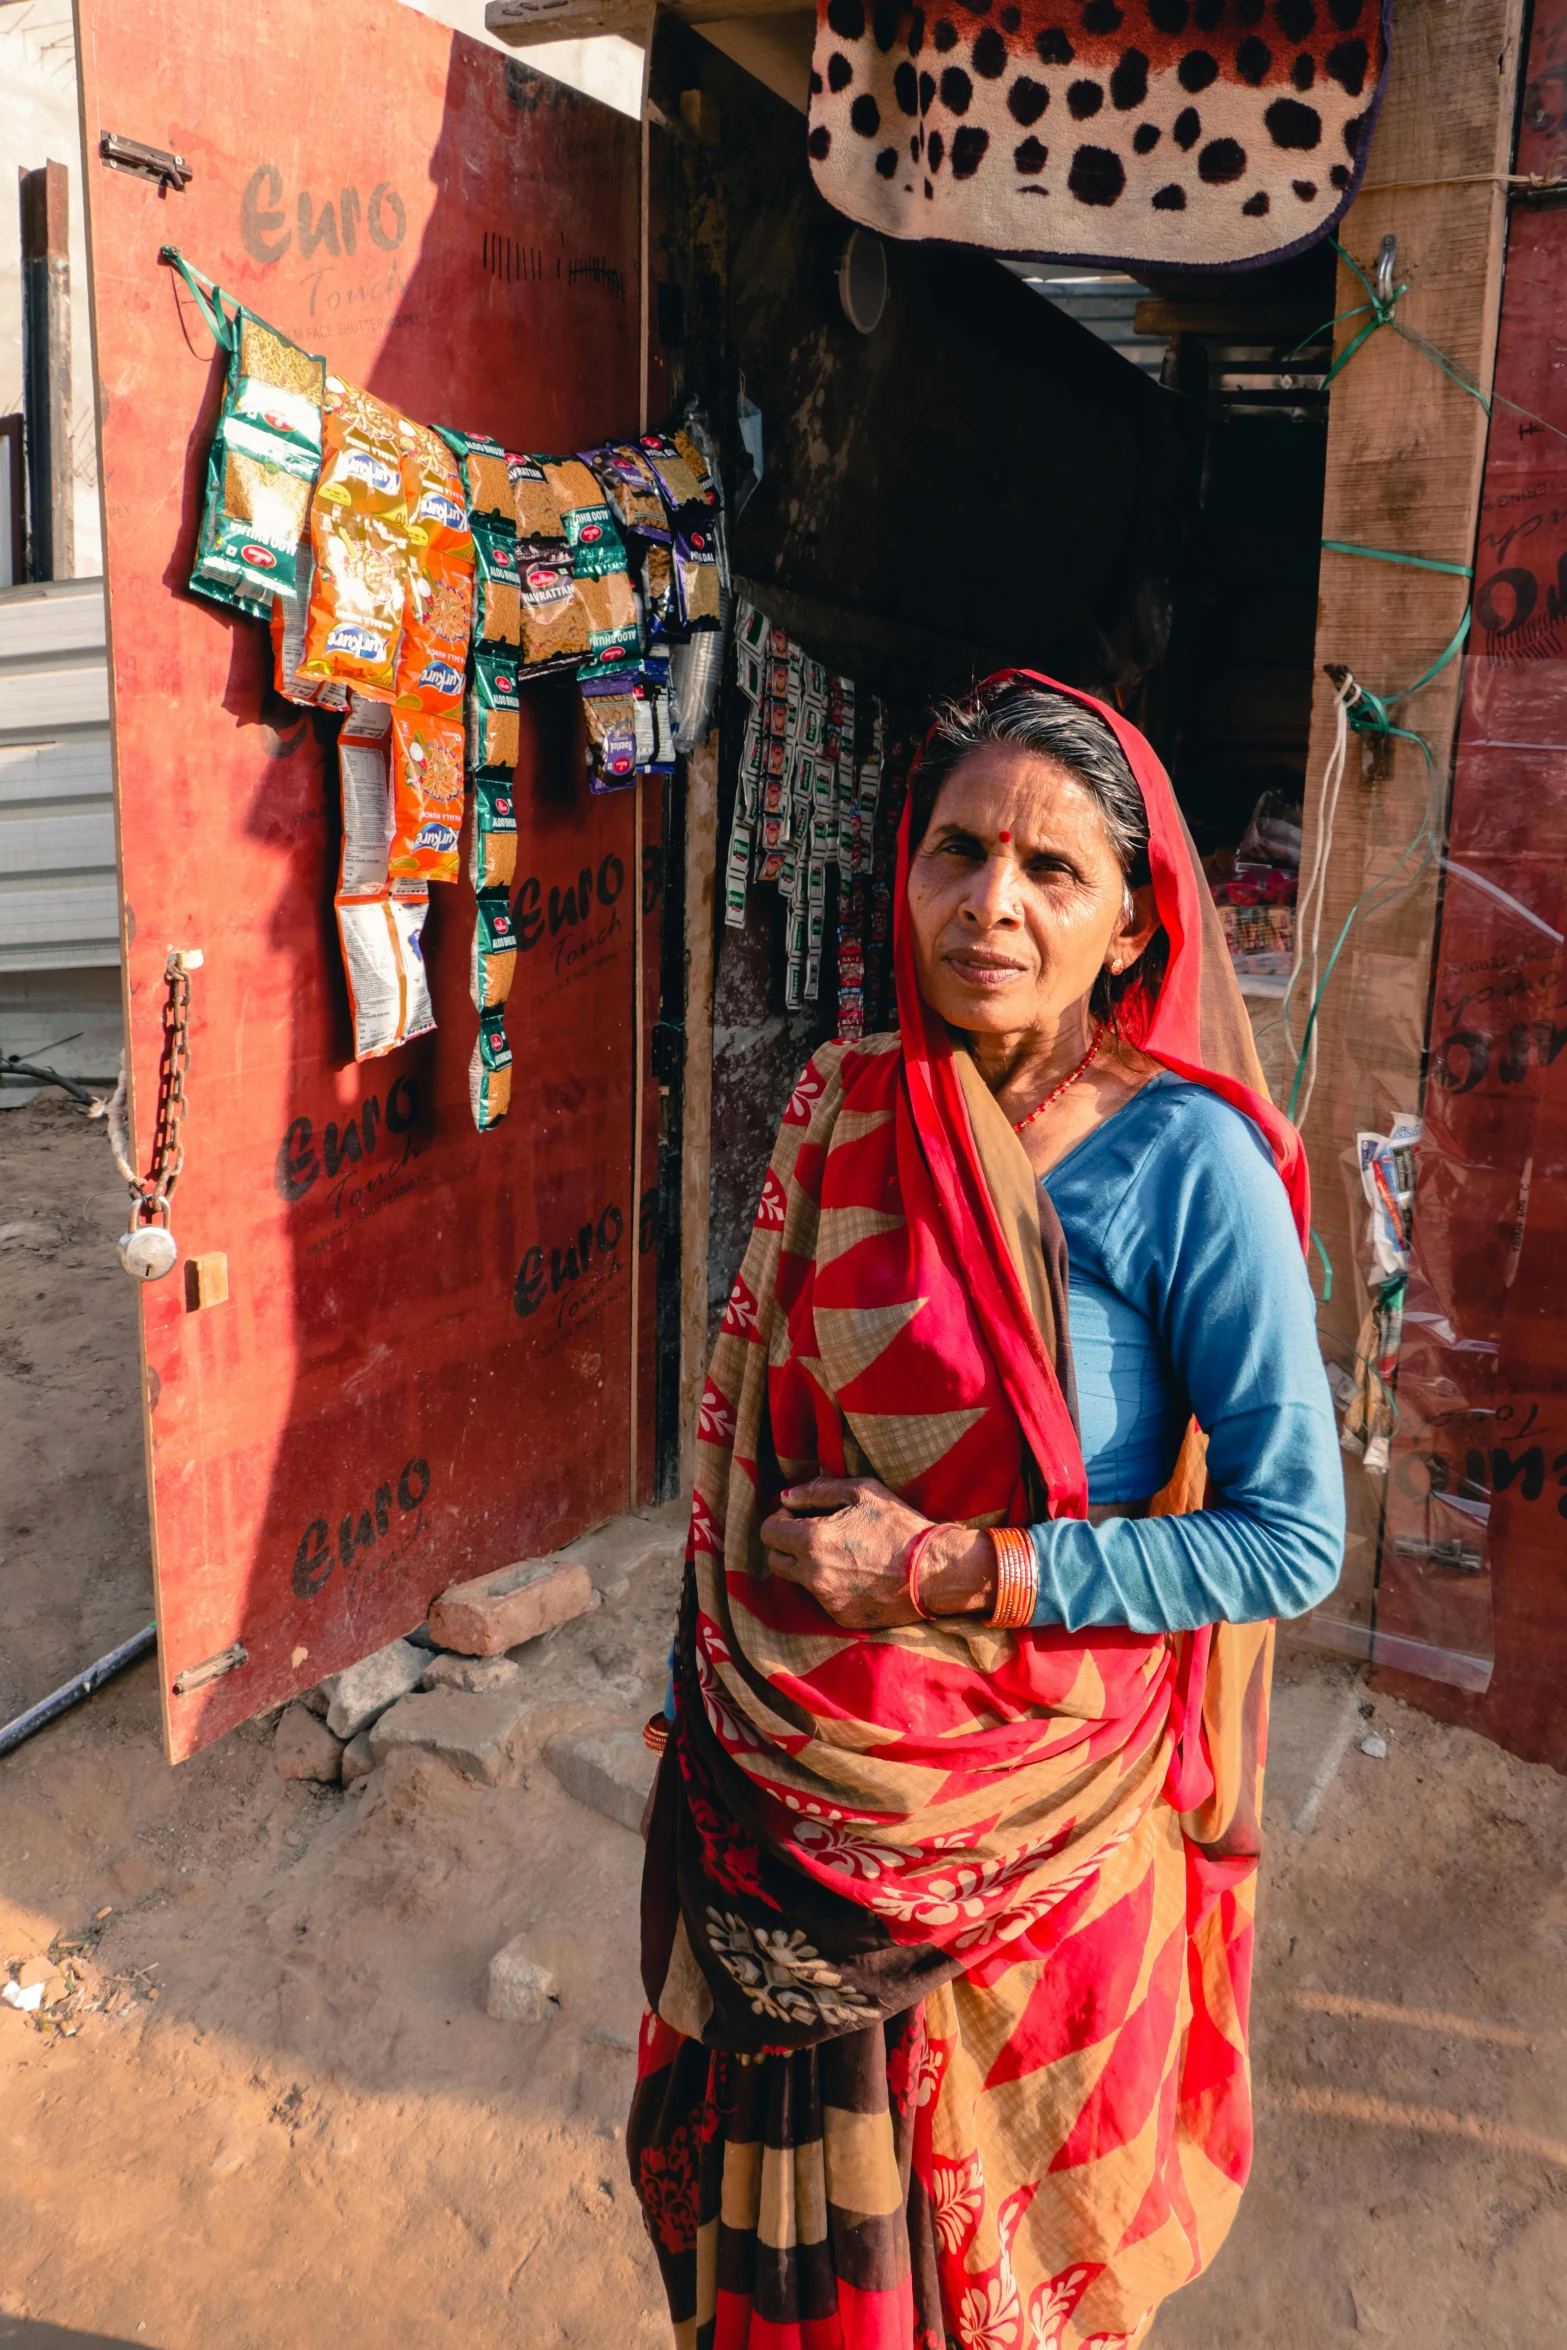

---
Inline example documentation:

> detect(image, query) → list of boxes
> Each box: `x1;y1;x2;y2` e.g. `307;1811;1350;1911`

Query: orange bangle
987;1527;1038;1631
905;1524;947;1620
643;1713;670;1755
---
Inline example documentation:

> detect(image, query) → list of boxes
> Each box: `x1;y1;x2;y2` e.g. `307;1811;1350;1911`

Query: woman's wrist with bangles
905;1522;1038;1625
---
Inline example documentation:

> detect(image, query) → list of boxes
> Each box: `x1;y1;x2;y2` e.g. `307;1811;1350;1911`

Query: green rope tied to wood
1319;540;1474;766
1290;234;1567;444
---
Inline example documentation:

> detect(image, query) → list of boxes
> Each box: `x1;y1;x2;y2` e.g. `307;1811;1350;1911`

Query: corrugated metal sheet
1001;263;1167;376
0;576;118;972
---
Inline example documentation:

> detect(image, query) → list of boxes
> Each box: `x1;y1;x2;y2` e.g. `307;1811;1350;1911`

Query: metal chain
125;951;199;1230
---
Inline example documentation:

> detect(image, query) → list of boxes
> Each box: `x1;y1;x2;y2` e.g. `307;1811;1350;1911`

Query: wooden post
678;730;718;1492
1292;0;1528;1641
18;159;73;582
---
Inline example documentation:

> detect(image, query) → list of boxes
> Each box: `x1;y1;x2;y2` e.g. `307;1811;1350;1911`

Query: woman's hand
758;1477;997;1630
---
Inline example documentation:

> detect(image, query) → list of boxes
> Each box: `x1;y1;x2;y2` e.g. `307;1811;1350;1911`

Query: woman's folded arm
1029;1400;1344;1632
1031;1084;1345;1635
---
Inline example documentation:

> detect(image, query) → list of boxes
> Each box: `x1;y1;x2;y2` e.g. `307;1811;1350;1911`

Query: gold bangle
987;1527;1038;1631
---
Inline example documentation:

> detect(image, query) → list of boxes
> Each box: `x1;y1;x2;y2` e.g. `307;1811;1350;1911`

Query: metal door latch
99;133;192;194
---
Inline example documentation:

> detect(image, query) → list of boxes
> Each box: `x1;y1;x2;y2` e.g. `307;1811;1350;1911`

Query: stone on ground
559;1501;686;1592
485;1937;560;2025
339;1730;376;1786
274;1702;344;1783
420;1652;525;1695
321;1638;429;1741
545;1726;655;1833
367;1688;531;1784
428;1559;592;1657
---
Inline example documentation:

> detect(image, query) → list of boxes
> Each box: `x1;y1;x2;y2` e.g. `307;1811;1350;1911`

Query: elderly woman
630;674;1342;2350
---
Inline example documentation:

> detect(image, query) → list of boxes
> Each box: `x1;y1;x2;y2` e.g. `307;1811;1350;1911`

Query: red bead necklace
1011;1023;1106;1133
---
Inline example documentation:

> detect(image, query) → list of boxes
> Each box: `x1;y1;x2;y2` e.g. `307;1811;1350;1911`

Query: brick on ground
274;1703;344;1783
545;1725;655;1833
321;1637;429;1741
367;1688;531;1784
427;1559;592;1658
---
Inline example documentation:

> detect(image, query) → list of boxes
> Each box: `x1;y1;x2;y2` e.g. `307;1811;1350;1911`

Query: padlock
118;1224;179;1281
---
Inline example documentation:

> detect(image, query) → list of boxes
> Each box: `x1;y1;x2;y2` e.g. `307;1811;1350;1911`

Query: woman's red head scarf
892;668;1310;1521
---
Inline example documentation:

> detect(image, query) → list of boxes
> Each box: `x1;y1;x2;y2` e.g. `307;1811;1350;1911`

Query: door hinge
99;132;193;194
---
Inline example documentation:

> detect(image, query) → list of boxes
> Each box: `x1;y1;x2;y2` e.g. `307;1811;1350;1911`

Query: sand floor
1;1093;1563;2349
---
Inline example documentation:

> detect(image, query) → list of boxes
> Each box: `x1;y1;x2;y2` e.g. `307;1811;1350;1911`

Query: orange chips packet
316;378;407;518
394;553;472;714
273;533;348;710
301;376;412;700
389;709;466;886
399;420;471;560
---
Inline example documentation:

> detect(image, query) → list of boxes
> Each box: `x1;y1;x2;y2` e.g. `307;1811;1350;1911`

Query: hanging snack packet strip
587;444;671;540
508;452;569;549
470;1006;513;1132
336;883;436;1062
334;697;435;1059
670;423;719;508
510;446;583;672
517;547;590;672
470;773;518;893
581;683;639;791
471;888;518;1010
542;456;643;678
389;711;466;885
673;518;722;630
467;646;521;769
163;246;326;617
388;423;474;886
637;432;705;513
575;564;640;677
301;376;413;700
641;542;675;641
581;659;674;793
437;428;514;527
338;696;394;894
192;368;322;612
394;419;474;709
473;528;521;648
273;533;348;709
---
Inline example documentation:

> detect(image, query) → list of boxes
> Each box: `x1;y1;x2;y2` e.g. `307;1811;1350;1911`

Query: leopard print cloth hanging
807;0;1392;271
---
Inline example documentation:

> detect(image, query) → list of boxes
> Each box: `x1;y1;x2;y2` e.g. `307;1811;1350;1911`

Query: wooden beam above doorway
486;0;801;40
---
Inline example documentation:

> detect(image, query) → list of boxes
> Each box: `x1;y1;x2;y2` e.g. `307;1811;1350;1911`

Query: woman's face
906;742;1156;1038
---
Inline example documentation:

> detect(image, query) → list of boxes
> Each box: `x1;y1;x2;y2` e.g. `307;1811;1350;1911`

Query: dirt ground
1;1092;1564;2350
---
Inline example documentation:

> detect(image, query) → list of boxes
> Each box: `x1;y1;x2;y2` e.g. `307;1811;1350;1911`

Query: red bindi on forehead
998;829;1011;843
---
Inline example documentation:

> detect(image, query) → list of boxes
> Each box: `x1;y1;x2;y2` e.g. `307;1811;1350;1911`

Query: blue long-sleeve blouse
1029;1069;1343;1634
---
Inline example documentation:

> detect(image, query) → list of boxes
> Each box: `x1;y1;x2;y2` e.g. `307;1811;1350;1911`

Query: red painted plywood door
76;0;654;1761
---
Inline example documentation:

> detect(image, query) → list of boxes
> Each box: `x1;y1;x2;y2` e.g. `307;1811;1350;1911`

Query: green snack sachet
165;250;326;615
469;1005;512;1132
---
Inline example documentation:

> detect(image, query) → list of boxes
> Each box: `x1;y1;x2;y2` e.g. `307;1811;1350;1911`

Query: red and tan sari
629;673;1310;2350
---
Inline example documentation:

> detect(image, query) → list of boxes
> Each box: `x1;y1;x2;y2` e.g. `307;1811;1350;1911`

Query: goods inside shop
64;0;1567;1777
